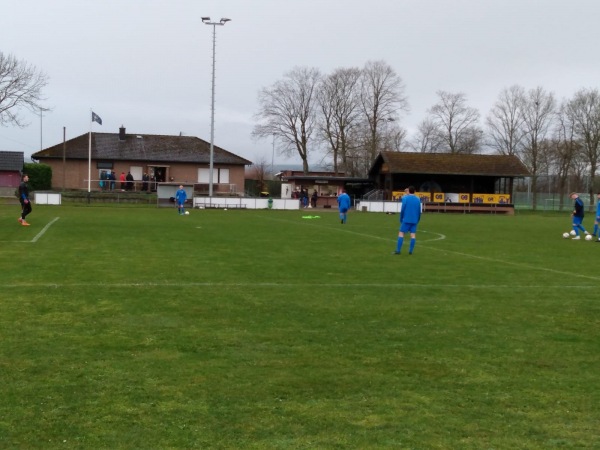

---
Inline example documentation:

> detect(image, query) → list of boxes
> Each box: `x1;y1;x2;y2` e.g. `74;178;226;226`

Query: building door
152;167;167;182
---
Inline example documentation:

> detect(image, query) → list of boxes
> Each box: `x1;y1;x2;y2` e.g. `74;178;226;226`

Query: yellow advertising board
392;192;510;204
392;191;431;202
391;191;404;201
431;193;470;203
416;192;431;202
472;193;511;204
432;192;444;202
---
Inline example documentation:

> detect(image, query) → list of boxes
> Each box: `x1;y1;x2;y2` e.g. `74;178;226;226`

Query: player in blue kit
175;185;187;215
570;192;589;240
393;186;421;255
593;192;600;242
337;189;351;224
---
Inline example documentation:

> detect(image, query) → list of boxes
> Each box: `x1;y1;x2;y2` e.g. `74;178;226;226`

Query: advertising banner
472;193;511;204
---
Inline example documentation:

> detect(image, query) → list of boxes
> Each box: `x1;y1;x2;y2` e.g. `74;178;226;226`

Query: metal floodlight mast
202;16;231;197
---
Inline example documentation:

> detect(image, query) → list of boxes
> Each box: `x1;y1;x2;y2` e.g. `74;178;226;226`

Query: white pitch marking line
0;282;596;289
257;214;446;243
31;217;60;243
422;245;600;282
259;214;600;282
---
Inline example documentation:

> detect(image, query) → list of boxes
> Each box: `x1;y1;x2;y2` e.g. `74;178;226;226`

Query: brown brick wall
41;159;246;193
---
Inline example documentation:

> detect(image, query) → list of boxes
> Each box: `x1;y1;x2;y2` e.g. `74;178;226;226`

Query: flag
92;111;102;125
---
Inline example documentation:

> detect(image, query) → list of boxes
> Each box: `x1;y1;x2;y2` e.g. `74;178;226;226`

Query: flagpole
88;109;92;193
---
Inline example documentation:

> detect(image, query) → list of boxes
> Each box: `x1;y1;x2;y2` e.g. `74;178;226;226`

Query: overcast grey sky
1;0;599;166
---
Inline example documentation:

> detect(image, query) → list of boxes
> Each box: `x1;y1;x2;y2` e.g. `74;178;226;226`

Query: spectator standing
142;173;149;192
100;170;107;190
126;171;134;191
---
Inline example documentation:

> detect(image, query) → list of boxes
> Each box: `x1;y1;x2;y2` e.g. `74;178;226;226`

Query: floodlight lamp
201;17;211;22
220;18;231;23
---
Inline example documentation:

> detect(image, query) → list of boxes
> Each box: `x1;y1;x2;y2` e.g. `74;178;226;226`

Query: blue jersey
175;188;187;205
596;200;600;218
337;193;351;212
573;197;584;218
400;194;421;224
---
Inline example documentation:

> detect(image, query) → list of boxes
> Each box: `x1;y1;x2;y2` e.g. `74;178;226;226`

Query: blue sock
396;237;404;253
594;225;598;235
409;238;416;254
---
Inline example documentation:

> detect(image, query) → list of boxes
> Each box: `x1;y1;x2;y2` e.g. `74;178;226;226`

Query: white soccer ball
562;232;570;239
224;208;227;211
185;211;190;215
585;234;593;241
570;230;577;236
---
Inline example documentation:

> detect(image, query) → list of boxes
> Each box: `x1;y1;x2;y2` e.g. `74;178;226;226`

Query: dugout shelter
369;151;530;214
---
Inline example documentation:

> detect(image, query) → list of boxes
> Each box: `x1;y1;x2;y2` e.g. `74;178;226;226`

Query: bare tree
344;121;373;177
359;60;408;161
382;120;408;152
428;91;482;154
486;85;526;156
249;155;270;195
520;87;556;209
0;52;49;127
253;67;321;173
411;118;443;152
551;103;582;208
317;67;362;174
564;88;600;203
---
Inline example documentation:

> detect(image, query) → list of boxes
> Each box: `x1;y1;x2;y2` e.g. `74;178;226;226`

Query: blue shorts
400;222;417;234
339;208;348;213
573;216;583;225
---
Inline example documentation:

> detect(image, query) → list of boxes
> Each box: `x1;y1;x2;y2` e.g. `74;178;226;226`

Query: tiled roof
373;151;530;177
0;151;24;171
31;132;252;166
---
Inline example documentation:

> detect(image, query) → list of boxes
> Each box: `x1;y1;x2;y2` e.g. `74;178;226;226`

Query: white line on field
0;217;60;243
256;214;447;243
31;217;60;242
0;281;596;289
258;214;600;282
422;245;600;282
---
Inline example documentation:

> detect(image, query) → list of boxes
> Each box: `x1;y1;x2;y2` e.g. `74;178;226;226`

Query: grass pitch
1;205;599;449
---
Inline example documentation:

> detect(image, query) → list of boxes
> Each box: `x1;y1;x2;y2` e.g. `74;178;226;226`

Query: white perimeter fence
193;197;300;210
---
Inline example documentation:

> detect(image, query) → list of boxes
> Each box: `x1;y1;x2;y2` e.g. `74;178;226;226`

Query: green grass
1;205;599;449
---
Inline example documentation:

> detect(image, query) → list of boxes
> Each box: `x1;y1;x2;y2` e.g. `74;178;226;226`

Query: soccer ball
570;230;577;236
562;232;570;239
185;211;190;215
585;234;593;241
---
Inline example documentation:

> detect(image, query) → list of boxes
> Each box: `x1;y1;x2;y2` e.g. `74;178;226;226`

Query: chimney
119;126;126;141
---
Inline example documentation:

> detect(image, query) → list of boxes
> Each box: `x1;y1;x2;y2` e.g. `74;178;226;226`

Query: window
198;168;210;183
198;168;229;183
